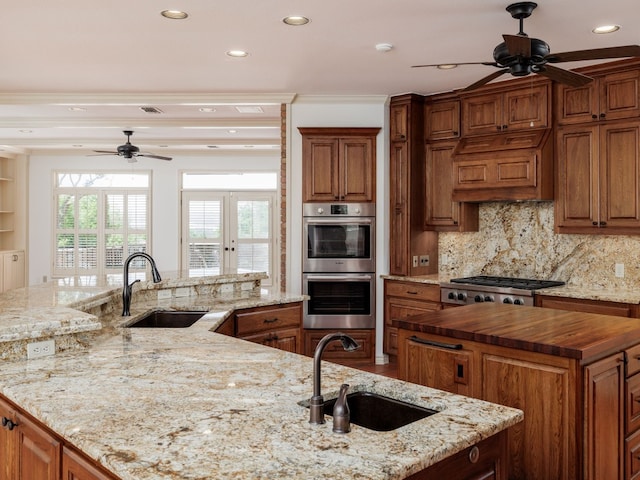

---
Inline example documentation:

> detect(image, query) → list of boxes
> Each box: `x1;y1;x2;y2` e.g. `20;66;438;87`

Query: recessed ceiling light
161;10;188;20
592;24;620;34
19;129;32;133
283;16;310;26
375;43;393;52
199;107;217;113
72;145;83;148
226;50;248;58
228;129;238;134
437;64;458;70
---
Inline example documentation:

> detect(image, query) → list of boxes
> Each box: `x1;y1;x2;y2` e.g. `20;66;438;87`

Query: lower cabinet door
16;411;60;480
63;446;119;480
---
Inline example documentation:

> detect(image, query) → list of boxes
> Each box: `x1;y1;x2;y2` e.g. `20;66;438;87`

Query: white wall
288;95;389;361
28;152;280;284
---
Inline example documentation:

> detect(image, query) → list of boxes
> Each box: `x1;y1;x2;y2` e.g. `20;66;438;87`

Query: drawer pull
409;336;463;350
406;290;419;295
635;397;640;403
1;417;18;431
263;317;279;324
468;446;480;464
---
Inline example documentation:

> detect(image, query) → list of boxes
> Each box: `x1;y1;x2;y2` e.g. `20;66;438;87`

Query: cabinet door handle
592;114;598;119
409;335;463;350
600;113;606;118
263;317;278;324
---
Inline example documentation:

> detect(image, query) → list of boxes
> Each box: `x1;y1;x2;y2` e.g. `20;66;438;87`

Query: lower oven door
303;273;375;329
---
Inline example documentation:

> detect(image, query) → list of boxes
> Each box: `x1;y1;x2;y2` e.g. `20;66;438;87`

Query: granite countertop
0;315;522;480
0;273;523;479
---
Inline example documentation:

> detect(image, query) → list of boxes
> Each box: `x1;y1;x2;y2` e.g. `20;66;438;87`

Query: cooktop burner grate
449;276;565;290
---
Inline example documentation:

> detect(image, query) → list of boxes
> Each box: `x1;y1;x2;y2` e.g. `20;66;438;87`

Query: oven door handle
304;274;373;281
408;336;463;350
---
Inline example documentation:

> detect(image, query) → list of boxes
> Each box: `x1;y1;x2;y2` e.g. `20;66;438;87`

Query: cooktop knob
503;297;513;304
457;292;467;301
316;207;324;214
474;295;484;303
484;296;494;302
448;292;456;300
513;298;524;305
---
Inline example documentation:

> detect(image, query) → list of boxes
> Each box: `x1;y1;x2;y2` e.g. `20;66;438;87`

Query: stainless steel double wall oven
302;203;375;329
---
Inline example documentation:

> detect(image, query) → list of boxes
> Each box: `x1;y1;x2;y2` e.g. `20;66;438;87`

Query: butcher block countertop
393;303;640;364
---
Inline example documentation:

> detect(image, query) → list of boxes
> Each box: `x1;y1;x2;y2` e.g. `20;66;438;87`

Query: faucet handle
128;279;141;289
332;384;351;433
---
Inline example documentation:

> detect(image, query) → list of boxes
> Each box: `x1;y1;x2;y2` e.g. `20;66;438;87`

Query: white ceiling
2;0;639;156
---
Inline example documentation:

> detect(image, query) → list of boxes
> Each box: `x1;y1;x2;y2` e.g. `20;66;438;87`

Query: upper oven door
303;217;375;272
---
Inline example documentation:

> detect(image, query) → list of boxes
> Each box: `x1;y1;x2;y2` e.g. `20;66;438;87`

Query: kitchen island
394;303;640;480
0;275;522;480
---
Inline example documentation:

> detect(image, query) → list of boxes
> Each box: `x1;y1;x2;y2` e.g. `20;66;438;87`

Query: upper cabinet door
556;68;640;125
425;100;460;140
461;83;549;136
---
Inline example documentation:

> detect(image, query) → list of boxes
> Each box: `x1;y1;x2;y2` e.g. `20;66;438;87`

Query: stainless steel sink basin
125;311;207;328
319;391;436;431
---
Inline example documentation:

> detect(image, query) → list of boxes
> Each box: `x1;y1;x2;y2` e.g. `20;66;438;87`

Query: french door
181;191;276;286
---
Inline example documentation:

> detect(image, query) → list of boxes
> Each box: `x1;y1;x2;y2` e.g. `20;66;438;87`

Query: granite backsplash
439;201;640;290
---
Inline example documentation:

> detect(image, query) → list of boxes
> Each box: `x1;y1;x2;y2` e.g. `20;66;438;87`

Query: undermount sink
317;391;437;432
125;311;207;328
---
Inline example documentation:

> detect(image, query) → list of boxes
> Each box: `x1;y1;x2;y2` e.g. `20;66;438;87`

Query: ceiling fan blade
547;45;640;63
137;153;173;161
92;150;118;154
503;34;531;57
535;64;594;87
462;69;510;92
411;61;497;68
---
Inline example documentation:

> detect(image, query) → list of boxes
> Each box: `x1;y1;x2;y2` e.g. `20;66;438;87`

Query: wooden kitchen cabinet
1;250;25;292
461;81;550;136
389;95;438;276
234;303;303;354
424;140;478;231
62;446;119;480
425;97;460;140
397;326;628;480
299;127;378;203
555;121;640;234
406;430;508;480
555;67;640;125
383;279;441;357
303;328;374;361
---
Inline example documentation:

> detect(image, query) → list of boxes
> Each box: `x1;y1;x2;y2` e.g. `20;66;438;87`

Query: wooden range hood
451;128;554;202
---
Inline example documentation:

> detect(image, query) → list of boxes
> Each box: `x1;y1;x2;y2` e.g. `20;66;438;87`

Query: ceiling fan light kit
412;1;640;91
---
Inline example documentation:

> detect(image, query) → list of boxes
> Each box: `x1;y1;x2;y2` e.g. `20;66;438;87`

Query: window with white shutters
53;172;151;278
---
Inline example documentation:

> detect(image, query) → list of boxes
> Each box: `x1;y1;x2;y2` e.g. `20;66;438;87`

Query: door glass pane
78;195;98;229
236;199;271;276
187;199;222;276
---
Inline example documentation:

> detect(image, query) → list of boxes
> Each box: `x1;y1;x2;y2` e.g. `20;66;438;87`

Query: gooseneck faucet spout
309;332;359;425
122;252;162;316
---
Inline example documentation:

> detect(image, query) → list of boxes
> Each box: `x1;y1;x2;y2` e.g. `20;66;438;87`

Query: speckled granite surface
0;316;522;480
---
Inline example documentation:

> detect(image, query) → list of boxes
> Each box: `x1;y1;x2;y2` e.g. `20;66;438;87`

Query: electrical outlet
157;289;172;300
419;255;430;266
412;256;418;267
27;340;55;359
615;263;625;278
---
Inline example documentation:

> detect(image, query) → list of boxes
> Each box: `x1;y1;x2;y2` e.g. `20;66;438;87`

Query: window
53;172;151;279
181;172;278;287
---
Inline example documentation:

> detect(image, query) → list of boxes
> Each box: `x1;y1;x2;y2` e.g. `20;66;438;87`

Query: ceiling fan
412;2;640;92
92;130;172;162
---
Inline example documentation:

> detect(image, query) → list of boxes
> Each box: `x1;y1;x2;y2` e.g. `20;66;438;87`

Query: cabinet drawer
235;304;301;336
627;374;640;433
304;329;374;361
628;344;640;377
626;429;640;480
385;281;440;302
